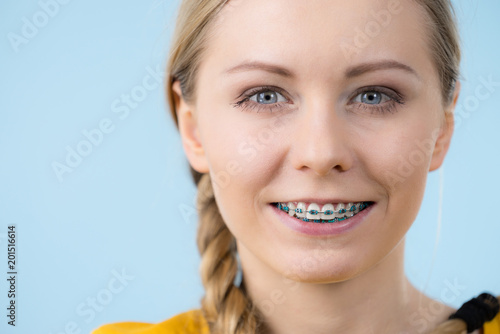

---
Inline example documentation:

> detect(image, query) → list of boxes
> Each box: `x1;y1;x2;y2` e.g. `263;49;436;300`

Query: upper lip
273;198;370;206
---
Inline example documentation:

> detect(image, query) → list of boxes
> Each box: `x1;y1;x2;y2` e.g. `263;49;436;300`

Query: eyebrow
223;60;419;80
224;61;294;78
345;60;419;80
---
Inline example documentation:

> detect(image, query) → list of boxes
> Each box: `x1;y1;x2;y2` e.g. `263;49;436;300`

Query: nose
290;98;354;176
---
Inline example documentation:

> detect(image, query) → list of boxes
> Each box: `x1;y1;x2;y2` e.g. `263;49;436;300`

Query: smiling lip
269;202;375;236
276;199;363;206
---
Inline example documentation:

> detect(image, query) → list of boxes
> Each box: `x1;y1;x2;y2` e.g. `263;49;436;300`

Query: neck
238;239;454;334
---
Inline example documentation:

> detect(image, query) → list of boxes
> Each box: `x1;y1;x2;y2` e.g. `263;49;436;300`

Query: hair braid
195;173;261;333
430;319;469;334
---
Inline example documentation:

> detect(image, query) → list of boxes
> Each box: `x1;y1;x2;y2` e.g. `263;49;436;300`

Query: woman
93;0;499;333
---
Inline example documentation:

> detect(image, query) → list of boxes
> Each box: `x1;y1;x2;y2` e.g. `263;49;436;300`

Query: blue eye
354;91;390;105
348;87;404;114
250;90;287;104
232;86;292;113
362;92;381;104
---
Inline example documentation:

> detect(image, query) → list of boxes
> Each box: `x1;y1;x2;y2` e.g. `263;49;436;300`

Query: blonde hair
165;1;494;333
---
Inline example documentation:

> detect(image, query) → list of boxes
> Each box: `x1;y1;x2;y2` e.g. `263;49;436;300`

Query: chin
277;256;369;284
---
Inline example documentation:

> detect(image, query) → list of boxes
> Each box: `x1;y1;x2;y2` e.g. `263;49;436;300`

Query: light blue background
1;0;499;333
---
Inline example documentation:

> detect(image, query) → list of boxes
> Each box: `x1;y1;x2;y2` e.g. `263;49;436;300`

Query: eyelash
232;85;291;114
232;85;405;114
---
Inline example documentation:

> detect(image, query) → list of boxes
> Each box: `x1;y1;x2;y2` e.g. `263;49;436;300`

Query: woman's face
176;0;456;283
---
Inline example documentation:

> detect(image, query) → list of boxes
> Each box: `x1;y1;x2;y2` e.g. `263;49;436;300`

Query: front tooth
335;203;346;218
352;203;360;213
295;202;306;218
306;203;320;220
347;202;356;213
287;202;296;217
320;204;335;220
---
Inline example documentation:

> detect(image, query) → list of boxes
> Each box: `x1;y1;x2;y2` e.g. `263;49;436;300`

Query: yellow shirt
485;313;500;334
92;310;209;334
92;309;500;334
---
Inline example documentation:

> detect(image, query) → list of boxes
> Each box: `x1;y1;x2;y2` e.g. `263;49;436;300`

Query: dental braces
275;202;370;223
276;202;369;215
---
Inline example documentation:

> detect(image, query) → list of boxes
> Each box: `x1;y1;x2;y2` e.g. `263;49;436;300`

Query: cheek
356;116;440;249
198;99;290;187
362;116;437;194
203;121;280;188
197;107;287;220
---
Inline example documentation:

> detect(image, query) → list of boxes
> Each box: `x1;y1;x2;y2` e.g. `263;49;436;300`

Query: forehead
200;0;435;83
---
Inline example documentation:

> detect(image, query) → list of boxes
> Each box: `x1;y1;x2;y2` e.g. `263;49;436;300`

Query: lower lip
269;202;375;236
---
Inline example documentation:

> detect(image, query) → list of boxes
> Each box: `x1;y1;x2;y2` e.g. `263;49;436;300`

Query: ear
429;81;460;172
172;80;210;174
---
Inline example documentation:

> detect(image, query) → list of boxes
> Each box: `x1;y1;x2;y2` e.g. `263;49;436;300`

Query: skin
172;0;467;333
